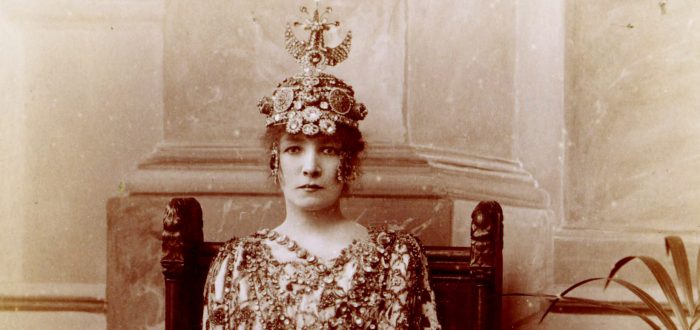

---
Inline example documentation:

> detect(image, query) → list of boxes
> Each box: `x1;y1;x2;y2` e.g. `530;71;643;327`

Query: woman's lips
298;184;323;191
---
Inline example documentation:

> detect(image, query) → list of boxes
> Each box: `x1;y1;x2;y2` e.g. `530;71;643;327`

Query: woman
203;5;441;329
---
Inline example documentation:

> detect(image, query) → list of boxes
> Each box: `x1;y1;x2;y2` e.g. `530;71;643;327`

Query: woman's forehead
280;133;340;145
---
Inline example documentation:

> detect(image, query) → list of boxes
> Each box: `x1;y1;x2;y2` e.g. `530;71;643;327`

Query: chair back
161;198;503;330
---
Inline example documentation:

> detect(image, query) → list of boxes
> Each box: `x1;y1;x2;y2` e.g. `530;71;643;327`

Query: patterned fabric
202;229;441;330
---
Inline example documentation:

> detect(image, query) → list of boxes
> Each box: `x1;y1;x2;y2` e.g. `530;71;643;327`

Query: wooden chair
161;198;503;330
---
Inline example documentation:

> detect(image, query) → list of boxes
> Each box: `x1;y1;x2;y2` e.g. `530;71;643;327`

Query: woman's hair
263;124;366;185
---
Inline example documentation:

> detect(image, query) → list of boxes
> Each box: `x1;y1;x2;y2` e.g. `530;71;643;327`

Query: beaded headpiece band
258;2;367;136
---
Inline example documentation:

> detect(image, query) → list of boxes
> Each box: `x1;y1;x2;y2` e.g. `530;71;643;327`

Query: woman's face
278;133;344;211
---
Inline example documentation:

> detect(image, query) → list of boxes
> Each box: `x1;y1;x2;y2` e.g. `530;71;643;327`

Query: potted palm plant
510;236;699;329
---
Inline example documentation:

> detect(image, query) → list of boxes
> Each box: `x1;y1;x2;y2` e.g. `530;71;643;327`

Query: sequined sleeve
381;233;441;330
411;236;441;329
202;239;239;330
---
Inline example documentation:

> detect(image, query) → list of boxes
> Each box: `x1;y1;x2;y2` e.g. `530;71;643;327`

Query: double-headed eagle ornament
285;2;352;73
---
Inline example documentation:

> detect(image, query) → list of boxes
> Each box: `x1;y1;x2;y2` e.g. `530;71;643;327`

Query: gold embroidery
204;230;441;330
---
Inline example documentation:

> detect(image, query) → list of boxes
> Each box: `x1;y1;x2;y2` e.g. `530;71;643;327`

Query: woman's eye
284;146;301;154
321;147;339;155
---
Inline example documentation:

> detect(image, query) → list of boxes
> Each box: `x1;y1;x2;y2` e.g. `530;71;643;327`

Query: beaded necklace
257;228;357;309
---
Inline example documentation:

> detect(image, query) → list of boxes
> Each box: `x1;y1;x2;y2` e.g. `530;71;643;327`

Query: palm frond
609;278;678;330
504;292;662;329
556;296;662;330
691;304;700;328
539;277;601;324
539;277;675;329
511;236;699;329
665;236;695;320
606;256;689;330
697;243;700;319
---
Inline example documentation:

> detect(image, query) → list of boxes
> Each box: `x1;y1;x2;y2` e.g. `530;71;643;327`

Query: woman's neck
281;200;348;233
274;200;368;261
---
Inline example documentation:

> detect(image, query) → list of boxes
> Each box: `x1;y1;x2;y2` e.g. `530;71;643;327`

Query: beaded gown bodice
202;228;441;330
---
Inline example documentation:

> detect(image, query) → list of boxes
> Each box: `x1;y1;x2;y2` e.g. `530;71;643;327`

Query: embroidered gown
202;228;441;330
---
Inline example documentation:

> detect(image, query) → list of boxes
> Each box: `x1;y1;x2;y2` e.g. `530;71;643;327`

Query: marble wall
0;1;164;329
546;0;700;328
555;0;700;280
0;4;25;286
566;0;700;232
163;0;408;145
161;0;528;157
408;0;516;158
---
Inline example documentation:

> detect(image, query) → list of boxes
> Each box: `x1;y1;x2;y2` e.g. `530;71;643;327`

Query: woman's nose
301;150;321;177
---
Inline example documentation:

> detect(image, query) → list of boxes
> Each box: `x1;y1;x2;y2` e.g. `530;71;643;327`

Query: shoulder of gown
374;230;442;330
202;235;264;329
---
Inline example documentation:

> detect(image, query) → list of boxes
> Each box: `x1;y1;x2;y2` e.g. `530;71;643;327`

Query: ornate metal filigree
285;2;352;72
259;1;365;137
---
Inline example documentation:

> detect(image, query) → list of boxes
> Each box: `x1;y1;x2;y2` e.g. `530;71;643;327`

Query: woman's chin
283;187;343;212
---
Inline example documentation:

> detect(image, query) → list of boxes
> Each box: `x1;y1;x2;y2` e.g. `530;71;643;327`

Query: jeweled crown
258;3;367;136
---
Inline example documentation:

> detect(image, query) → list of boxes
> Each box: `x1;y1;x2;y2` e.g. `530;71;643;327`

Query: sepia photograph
1;0;699;329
